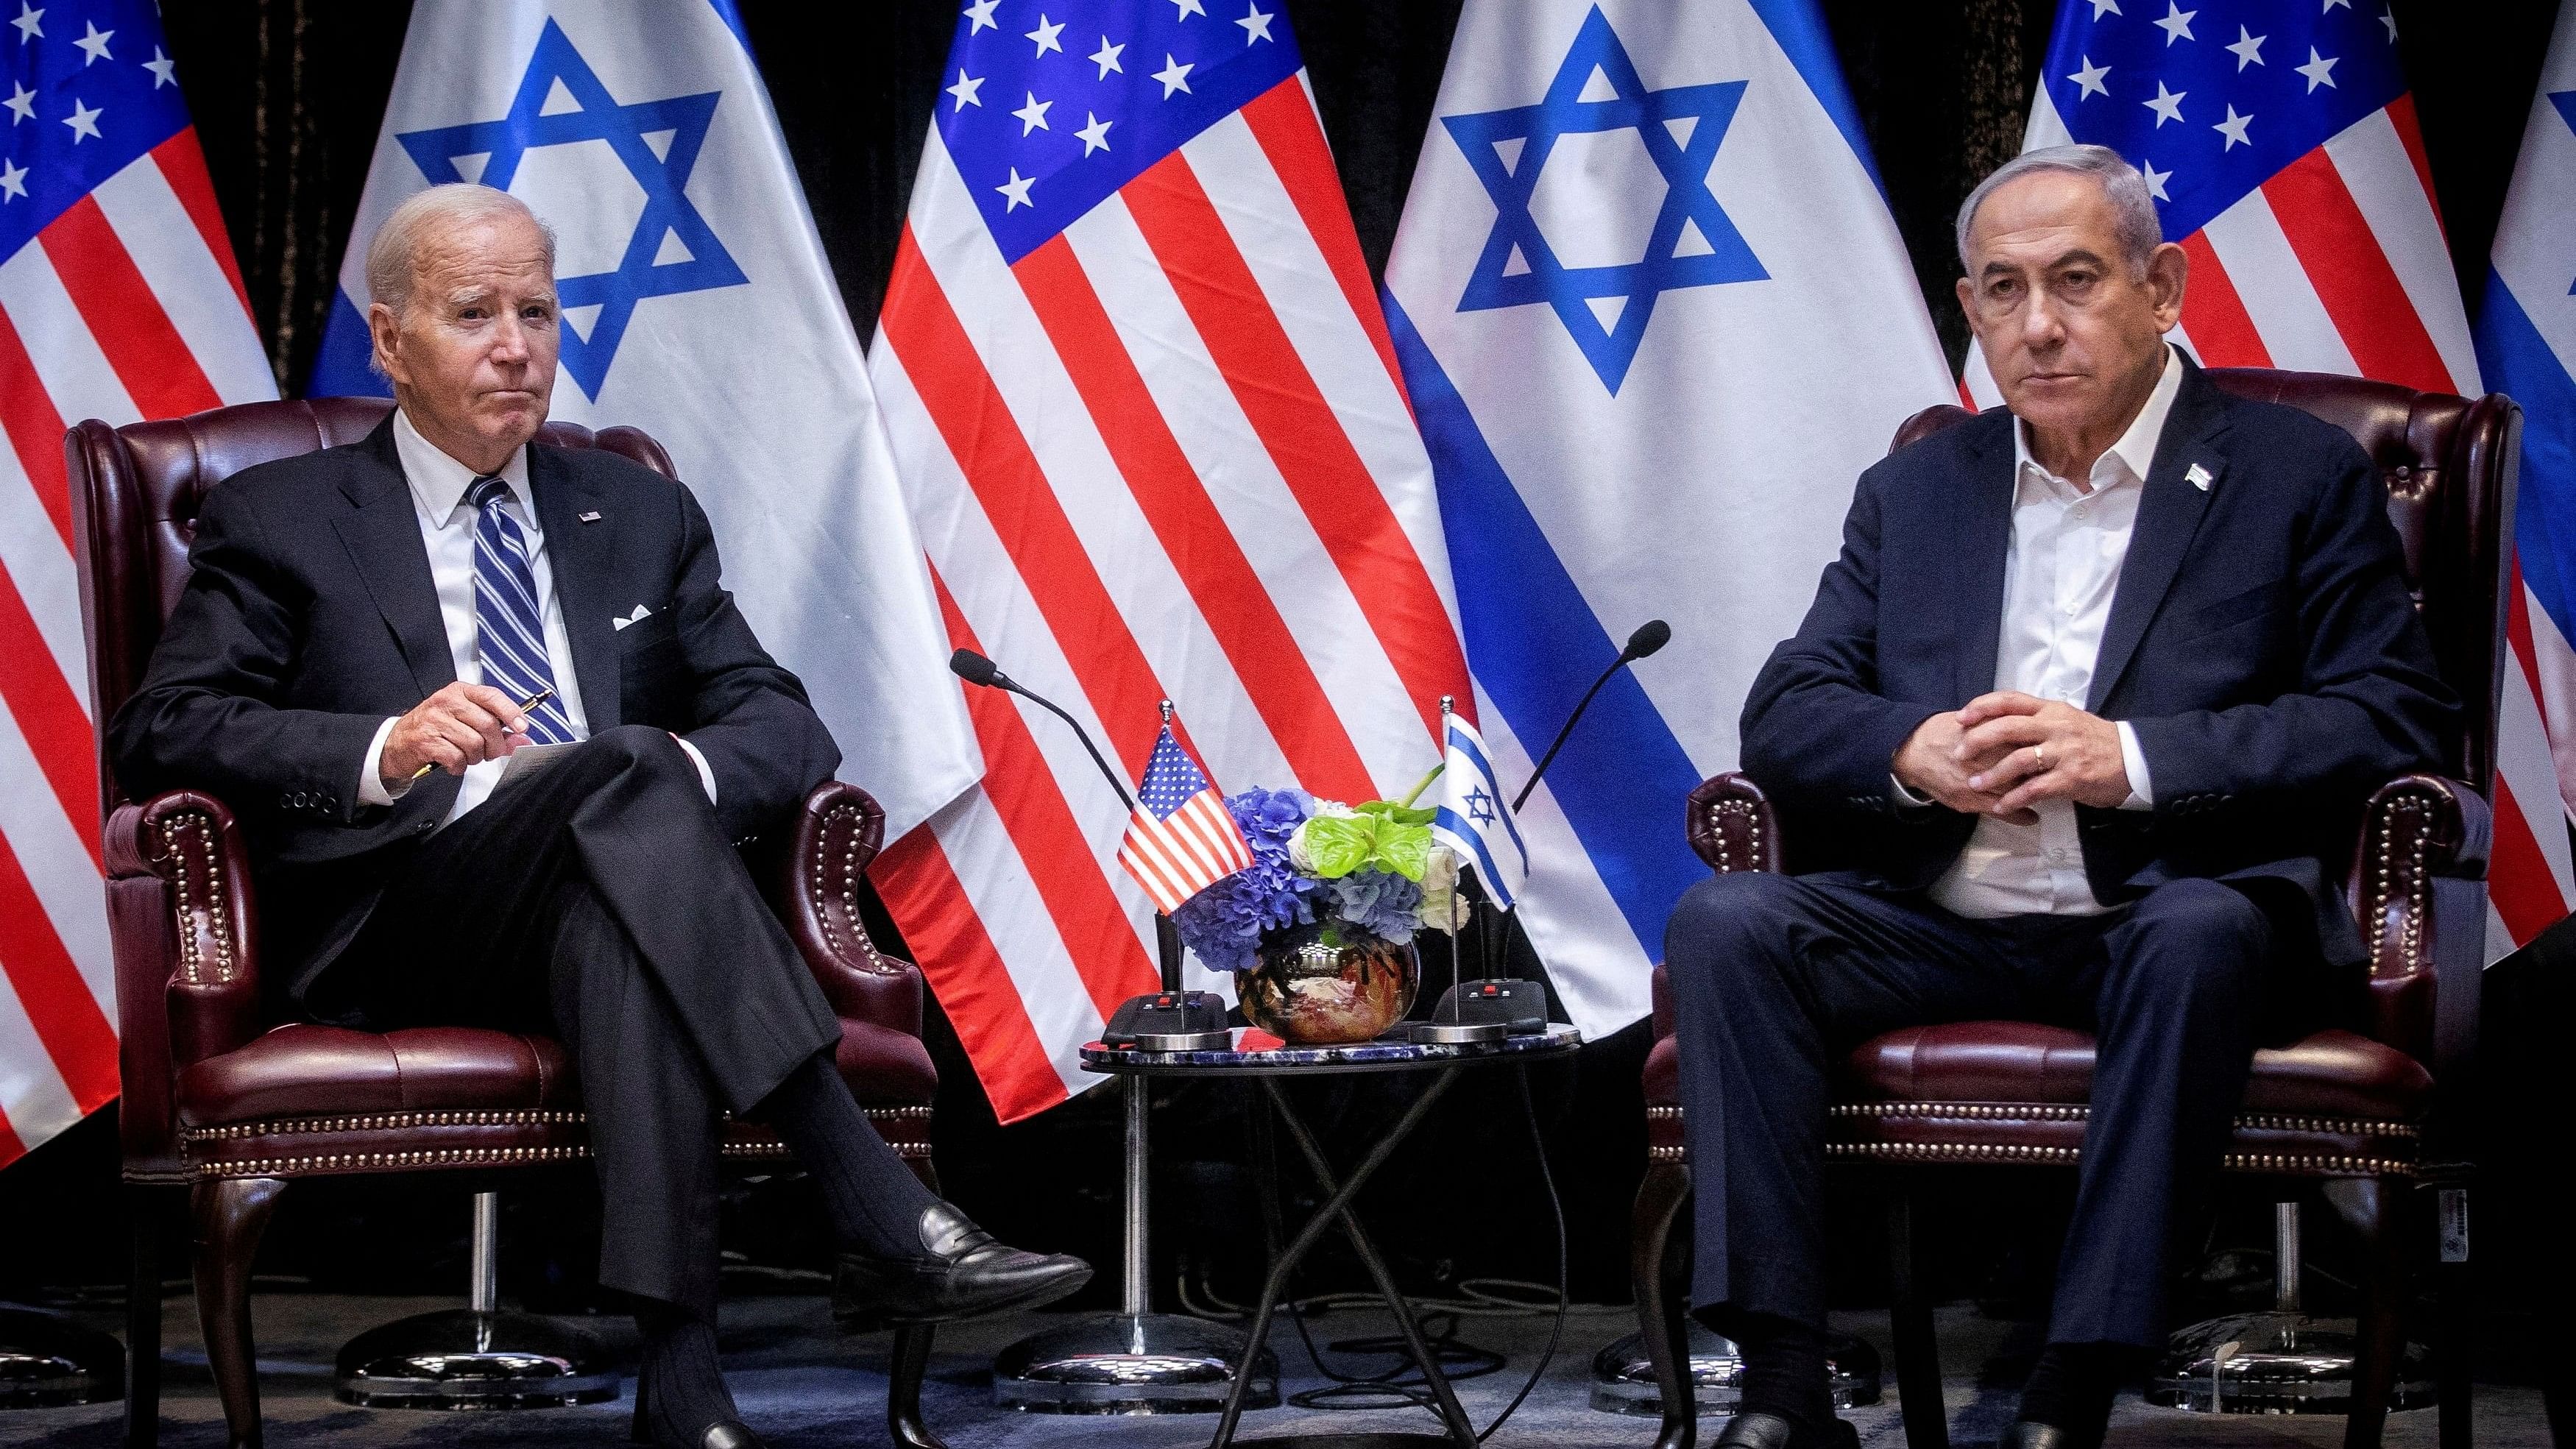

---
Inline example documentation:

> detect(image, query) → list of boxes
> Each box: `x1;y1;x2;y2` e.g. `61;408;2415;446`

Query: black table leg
1204;1069;1472;1449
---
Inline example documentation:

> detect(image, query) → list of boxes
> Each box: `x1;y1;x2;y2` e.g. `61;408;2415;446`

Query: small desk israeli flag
1434;704;1530;912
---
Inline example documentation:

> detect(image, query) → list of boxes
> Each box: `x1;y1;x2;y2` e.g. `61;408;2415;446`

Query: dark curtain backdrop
2;0;2559;1321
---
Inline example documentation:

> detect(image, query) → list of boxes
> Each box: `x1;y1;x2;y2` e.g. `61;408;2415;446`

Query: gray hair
1954;144;2162;277
364;183;557;316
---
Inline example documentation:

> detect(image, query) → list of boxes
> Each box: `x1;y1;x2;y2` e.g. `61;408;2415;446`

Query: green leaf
1356;799;1437;827
1298;815;1376;878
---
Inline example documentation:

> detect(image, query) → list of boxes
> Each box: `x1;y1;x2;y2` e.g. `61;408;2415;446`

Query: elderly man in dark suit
109;183;1086;1449
1666;146;2455;1449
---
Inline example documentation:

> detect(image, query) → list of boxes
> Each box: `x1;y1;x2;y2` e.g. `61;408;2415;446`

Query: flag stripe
0;827;116;1109
2262;149;2455;395
35;197;224;421
147;131;257;321
2199;187;2363;375
871;825;1072;1122
0;570;102;869
2174;233;2274;369
0;241;141;428
927;567;1157;1021
93;158;278;406
1008;234;1376;799
2488;778;2564;945
1237;80;1412;412
0;308;71;548
2321;108;2480;394
1120;147;1468;740
880;225;1170;779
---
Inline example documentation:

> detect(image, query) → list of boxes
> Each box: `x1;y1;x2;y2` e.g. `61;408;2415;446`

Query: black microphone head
1625;619;1672;661
949;649;1001;687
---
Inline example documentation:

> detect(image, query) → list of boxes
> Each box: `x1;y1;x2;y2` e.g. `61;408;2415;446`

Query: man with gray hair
1663;146;2453;1448
112;183;1089;1449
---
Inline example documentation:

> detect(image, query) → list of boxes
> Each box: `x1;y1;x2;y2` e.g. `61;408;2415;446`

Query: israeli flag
2475;0;2576;885
306;0;977;839
1434;709;1529;913
1384;0;1955;1034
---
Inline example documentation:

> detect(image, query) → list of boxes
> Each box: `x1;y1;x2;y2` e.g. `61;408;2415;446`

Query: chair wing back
66;396;680;812
1889;367;2519;793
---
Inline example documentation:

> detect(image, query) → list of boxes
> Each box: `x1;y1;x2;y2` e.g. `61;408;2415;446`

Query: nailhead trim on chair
1703;798;1764;874
810;802;906;977
202;1144;593;1177
184;1108;586;1141
1821;1141;2418;1176
1825;1102;2420;1138
186;1105;934;1167
160;811;237;985
2363;791;2435;978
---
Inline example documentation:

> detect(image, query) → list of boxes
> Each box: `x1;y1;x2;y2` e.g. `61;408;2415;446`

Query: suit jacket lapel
2088;364;2232;710
1952;414;2017;706
529;445;623;729
330;419;453;701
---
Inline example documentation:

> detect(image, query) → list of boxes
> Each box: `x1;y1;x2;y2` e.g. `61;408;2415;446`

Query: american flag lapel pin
578;510;602;522
2185;463;2213;493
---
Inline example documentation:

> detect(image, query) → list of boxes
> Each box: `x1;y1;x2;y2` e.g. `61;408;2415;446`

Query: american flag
1117;723;1253;913
1;0;275;1168
867;0;1469;1121
1969;0;2575;953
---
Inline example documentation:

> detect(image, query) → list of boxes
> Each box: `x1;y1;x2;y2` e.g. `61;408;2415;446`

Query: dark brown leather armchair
68;398;948;1449
1629;369;2516;1449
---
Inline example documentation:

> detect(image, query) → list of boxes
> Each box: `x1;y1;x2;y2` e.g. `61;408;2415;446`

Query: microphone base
1100;990;1233;1051
1428;978;1549;1036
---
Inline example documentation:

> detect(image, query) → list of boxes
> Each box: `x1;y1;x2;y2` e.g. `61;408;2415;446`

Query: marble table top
1081;1023;1582;1077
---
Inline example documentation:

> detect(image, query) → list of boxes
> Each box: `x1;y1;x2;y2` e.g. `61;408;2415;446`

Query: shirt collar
2011;343;2185;494
392;406;533;524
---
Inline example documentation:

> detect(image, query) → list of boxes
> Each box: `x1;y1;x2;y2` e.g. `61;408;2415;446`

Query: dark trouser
333;726;843;1318
1666;871;2273;1348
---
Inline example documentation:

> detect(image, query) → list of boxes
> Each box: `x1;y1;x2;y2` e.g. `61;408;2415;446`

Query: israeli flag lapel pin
2184;463;2214;493
578;510;603;522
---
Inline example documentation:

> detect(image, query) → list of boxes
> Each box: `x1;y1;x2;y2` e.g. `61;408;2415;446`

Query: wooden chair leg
885;1322;944;1449
191;1177;286;1449
125;1186;169;1449
1632;1159;1696;1449
2324;1177;2404;1449
1886;1179;1950;1449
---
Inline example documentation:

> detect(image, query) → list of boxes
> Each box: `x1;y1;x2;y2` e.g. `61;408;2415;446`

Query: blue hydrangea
1172;788;1324;973
1326;868;1424;944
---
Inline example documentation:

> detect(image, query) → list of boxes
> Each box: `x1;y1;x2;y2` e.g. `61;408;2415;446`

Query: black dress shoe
1999;1423;2087;1449
1713;1411;1859;1448
832;1202;1093;1326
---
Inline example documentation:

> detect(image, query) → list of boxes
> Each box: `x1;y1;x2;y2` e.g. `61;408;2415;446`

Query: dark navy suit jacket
107;415;841;1010
1739;357;2457;966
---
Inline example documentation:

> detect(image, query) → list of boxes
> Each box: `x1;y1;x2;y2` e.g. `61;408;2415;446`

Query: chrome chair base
2147;1311;2435;1416
0;1304;121;1409
991;1311;1277;1414
333;1307;620;1409
1590;1321;1882;1416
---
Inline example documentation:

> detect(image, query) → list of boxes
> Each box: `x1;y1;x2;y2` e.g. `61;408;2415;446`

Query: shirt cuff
2115;720;2154;810
674;736;718;807
1890;773;1934;809
356;717;404;807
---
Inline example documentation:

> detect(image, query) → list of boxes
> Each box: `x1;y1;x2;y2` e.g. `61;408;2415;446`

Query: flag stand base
992;1311;1276;1414
0;1304;121;1409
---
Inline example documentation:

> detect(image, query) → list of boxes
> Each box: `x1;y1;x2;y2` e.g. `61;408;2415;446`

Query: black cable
1476;1063;1568;1442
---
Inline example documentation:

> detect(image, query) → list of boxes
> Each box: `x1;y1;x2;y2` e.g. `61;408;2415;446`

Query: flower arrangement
1170;782;1468;974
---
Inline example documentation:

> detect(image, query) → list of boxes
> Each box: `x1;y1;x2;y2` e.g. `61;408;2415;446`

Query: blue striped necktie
469;475;574;744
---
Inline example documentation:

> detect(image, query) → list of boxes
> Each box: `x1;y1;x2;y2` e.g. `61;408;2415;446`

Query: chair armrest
106;791;263;1179
773;780;926;1040
1685;772;1783;875
2344;773;2487;1068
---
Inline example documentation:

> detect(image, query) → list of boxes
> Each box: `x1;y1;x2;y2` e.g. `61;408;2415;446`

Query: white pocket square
612;604;652;631
2185;463;2214;492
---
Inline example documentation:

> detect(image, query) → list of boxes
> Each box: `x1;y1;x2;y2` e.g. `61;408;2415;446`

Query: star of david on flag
1435;709;1527;912
381;18;745;399
1443;4;1767;394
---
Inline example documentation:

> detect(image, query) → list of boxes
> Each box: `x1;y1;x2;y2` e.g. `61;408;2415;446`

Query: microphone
950;649;1133;811
949;649;1227;1047
1511;620;1671;811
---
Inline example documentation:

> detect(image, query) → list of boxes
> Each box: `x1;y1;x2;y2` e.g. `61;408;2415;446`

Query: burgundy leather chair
68;398;949;1449
1629;368;2516;1449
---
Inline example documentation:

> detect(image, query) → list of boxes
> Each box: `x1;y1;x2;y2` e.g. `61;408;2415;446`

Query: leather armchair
68;398;946;1449
1628;369;2516;1449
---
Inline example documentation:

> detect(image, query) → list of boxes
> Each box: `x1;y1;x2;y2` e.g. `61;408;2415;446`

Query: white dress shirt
1911;345;2181;918
356;409;714;824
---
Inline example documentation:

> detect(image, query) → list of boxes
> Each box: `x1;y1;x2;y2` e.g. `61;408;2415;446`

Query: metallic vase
1235;928;1418;1044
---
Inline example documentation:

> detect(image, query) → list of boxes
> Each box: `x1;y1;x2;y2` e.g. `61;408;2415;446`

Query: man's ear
2145;241;2189;331
367;302;406;386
